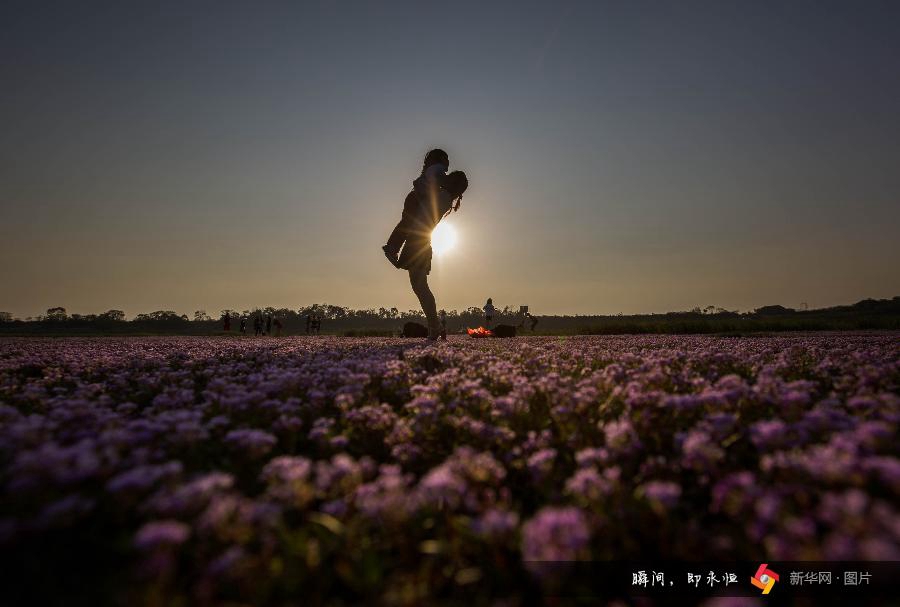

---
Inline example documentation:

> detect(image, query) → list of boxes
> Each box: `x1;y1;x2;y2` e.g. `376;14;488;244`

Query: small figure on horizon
305;314;312;335
483;298;495;328
223;314;231;332
254;314;262;336
239;317;247;334
439;309;447;340
265;314;272;336
273;317;283;336
382;148;449;268
519;305;538;332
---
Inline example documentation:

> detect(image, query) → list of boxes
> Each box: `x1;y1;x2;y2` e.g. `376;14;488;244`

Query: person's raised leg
409;269;439;339
385;216;408;255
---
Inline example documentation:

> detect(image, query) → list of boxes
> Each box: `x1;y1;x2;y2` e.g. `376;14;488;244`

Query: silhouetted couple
383;148;469;340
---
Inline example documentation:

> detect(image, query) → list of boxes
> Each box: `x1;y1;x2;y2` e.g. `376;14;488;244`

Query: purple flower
602;419;641;453
681;430;725;469
749;420;789;451
262;455;312;484
418;464;467;509
106;461;183;495
224;428;277;458
639;481;682;510
565;467;619;501
134;520;190;550
527;448;556;481
472;508;519;539
522;506;591;565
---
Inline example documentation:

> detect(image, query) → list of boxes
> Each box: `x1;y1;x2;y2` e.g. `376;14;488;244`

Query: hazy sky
2;0;899;318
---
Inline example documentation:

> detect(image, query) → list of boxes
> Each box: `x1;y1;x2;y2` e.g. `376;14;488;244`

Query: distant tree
45;307;67;321
220;309;238;320
755;305;796;316
273;308;294;320
325;305;348;320
194;310;212;322
98;309;126;321
135;310;186;322
0;312;13;323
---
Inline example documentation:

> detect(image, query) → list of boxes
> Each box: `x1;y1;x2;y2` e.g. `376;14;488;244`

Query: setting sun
431;222;457;256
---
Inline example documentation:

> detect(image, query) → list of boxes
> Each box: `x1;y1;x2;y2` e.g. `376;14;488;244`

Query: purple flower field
1;335;898;605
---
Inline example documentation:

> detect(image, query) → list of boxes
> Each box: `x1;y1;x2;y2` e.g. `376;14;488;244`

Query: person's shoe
382;245;400;268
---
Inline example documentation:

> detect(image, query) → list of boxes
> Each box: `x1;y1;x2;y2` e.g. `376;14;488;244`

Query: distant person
265;314;272;336
439;309;448;341
223;314;231;332
239;317;247;334
305;314;312;335
273;317;283;336
483;298;495;328
520;305;538;332
311;316;321;335
382;149;449;267
393;170;468;340
254;314;262;336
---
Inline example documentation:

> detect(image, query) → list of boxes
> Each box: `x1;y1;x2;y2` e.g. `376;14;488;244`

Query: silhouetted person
383;149;449;267
254;314;262;336
483;298;495;328
223;314;231;332
395;170;469;340
439;309;447;341
305;314;311;335
239;317;247;334
265;314;272;335
273;317;282;336
519;305;538;332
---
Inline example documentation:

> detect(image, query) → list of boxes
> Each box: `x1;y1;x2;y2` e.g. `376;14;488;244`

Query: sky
2;0;899;318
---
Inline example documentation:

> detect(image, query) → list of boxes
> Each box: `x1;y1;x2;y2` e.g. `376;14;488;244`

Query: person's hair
486;298;492;305
443;170;468;211
423;148;449;170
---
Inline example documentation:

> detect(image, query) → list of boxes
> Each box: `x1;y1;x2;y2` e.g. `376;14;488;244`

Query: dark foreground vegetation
1;297;898;337
1;335;898;605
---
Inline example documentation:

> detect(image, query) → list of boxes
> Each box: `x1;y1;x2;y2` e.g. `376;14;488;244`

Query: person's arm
413;164;448;197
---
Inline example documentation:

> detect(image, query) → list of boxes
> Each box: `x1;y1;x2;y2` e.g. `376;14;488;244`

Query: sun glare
431;222;458;256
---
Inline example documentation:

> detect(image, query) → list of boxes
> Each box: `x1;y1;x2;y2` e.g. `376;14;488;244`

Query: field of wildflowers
1;335;897;605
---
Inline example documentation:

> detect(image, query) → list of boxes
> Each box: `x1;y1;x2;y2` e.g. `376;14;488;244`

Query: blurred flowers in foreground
0;334;897;605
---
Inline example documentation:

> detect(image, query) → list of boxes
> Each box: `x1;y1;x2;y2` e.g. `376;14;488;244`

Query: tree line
1;297;897;336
